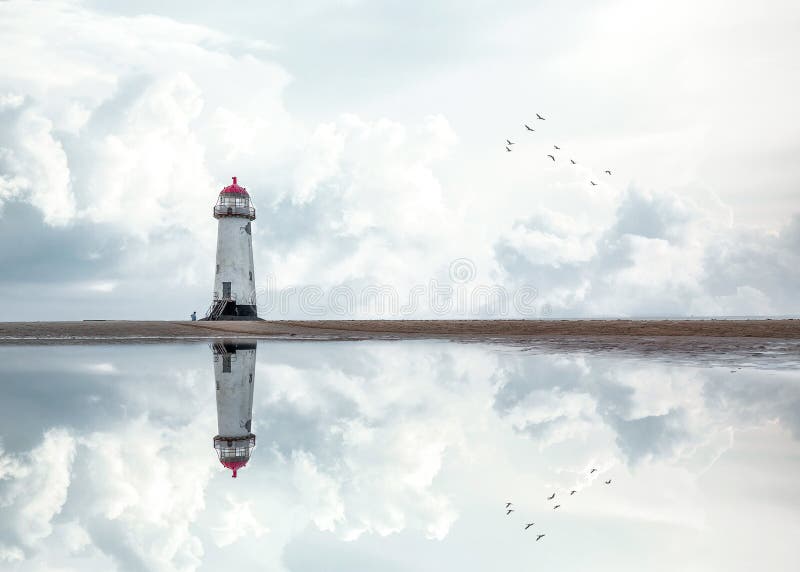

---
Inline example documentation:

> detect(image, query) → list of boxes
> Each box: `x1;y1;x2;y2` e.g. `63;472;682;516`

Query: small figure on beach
191;311;197;321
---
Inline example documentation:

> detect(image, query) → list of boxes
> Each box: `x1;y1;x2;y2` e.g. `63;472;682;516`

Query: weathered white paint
214;347;256;438
213;216;256;305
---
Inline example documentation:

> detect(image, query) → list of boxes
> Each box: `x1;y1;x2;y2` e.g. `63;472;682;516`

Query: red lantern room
214;176;256;221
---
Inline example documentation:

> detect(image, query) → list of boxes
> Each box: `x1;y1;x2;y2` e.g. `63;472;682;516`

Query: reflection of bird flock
506;113;614;187
505;467;612;542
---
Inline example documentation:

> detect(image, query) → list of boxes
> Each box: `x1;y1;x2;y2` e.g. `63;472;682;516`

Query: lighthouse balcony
214;434;256;459
213;204;256;220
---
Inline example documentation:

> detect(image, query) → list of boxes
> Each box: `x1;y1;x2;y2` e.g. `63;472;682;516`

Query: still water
0;340;798;571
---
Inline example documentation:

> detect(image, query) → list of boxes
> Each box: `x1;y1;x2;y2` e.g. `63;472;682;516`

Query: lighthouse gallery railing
213;205;256;219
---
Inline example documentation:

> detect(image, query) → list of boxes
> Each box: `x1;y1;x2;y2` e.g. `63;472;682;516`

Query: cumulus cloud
0;103;75;225
0;0;797;320
0;429;76;558
495;186;800;316
0;417;213;572
254;342;485;542
210;494;268;547
492;350;800;477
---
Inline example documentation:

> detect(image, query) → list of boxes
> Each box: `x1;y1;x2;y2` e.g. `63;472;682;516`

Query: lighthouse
205;176;258;320
211;341;257;478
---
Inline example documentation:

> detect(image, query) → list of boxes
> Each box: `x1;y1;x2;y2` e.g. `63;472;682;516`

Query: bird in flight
524;124;535;131
536;534;546;541
570;490;577;496
570;159;576;164
590;468;597;474
553;505;561;510
605;170;612;175
507;509;515;515
547;493;556;500
525;523;535;530
505;502;513;508
506;146;512;152
507;139;515;145
590;181;597;186
536;113;546;120
605;479;612;485
547;154;555;162
554;145;560;150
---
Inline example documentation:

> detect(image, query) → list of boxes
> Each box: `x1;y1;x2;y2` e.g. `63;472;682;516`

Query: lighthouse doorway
222;282;231;299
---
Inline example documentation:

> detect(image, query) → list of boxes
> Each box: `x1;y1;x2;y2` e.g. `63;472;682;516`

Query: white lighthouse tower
212;341;257;478
205;176;258;320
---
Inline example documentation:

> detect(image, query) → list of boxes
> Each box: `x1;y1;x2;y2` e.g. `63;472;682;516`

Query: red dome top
221;458;249;478
220;176;249;197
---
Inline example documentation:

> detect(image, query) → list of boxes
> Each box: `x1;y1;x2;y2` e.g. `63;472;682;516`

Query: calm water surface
0;340;798;571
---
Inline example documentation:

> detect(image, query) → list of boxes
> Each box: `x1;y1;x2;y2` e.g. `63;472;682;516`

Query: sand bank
0;319;797;343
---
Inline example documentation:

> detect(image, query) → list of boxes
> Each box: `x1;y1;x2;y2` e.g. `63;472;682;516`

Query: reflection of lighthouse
212;341;257;478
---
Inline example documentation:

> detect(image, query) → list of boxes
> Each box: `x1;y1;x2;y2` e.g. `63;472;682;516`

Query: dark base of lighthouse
218;303;259;320
202;302;262;321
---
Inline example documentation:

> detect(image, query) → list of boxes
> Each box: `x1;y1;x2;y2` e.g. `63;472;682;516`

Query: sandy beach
1;318;798;343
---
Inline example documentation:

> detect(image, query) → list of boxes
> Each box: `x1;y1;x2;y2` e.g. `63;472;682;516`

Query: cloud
2;341;800;570
254;342;483;542
0;429;76;557
0;0;798;321
492;350;800;478
0;102;75;225
210;494;269;547
495;186;800;316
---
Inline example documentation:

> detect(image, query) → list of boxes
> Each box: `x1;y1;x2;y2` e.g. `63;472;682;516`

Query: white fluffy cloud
0;0;797;319
495;187;800;316
0;429;75;555
255;343;487;542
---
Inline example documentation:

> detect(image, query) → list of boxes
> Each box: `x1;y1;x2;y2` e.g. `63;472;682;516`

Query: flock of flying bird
498;112;618;545
504;113;614;187
504;467;612;543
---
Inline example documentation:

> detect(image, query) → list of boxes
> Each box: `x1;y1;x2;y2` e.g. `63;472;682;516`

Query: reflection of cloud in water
493;353;800;469
0;343;798;571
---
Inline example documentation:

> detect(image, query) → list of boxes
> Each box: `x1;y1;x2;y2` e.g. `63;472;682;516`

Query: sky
0;0;799;320
1;341;799;571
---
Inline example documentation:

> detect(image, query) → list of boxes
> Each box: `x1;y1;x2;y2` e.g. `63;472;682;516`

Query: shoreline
2;320;798;366
0;319;798;344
